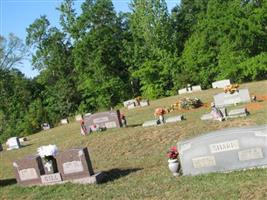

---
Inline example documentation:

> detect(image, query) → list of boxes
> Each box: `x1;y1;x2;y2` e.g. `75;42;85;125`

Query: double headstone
6;137;21;150
123;99;138;109
13;147;102;186
213;89;251;107
212;79;231;88
84;110;122;133
177;125;267;176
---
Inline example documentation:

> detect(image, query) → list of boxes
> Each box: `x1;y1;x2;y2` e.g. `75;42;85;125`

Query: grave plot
83;110;122;134
213;89;251;107
12;147;103;186
177;124;267;176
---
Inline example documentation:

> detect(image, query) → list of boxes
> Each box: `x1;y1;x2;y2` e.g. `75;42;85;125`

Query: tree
0;33;28;69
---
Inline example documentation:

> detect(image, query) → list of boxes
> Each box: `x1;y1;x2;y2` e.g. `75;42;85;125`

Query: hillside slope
0;80;267;200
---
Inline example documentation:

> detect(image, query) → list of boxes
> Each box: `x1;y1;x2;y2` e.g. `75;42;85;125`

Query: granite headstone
84;110;122;133
56;148;94;181
13;155;44;186
177;125;267;176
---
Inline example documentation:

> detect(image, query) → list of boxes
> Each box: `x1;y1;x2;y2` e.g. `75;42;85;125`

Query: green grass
1;80;267;200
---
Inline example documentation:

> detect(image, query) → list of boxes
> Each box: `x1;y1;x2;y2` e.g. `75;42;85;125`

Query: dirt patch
252;95;267;101
245;103;264;111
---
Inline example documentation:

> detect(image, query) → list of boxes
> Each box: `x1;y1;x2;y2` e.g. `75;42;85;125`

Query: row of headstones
123;99;150;109
13;147;103;186
178;85;202;95
178;79;231;95
177;124;267;175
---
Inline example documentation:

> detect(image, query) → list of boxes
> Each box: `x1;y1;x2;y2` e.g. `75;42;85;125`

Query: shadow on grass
126;124;142;128
101;168;143;184
0;178;17;187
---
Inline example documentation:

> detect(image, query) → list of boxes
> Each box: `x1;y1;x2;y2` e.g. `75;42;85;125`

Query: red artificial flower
167;146;179;159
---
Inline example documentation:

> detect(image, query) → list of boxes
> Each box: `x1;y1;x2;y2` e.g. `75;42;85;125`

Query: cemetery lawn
1;80;267;200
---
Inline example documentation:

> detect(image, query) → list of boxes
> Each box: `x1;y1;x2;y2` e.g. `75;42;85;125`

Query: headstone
6;137;21;150
42;123;51;130
165;115;183;123
192;85;202;92
0;143;3;151
123;99;138;108
56;148;94;181
60;119;69;125
142;120;159;127
84;110;122;133
13;155;44;186
140;100;149;107
177;125;267;176
214;89;251;107
178;88;188;95
127;102;136;109
75;114;83;122
228;108;248;118
212;79;231;88
84;113;92;117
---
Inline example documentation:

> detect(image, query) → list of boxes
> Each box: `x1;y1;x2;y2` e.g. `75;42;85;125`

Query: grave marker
6;137;21;150
165;115;183;123
142;120;158;127
212;79;231;88
177;125;267;176
140;100;149;107
178;88;188;95
192;85;202;92
60;119;69;125
56;148;94;181
84;110;122;133
75;114;83;122
214;89;251;107
13;155;44;185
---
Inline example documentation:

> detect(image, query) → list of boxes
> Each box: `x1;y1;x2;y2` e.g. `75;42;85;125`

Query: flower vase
42;156;58;174
168;159;179;176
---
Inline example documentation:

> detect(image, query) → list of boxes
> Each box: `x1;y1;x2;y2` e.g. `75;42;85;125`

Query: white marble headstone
6;137;20;150
212;79;231;88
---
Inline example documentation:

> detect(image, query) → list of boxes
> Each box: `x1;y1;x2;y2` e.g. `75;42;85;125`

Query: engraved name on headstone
41;173;62;184
177;125;267;176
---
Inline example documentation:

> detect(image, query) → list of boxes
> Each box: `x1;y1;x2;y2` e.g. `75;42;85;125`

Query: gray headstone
192;85;202;92
142;120;158;127
166;115;183;123
214;89;251;107
177;125;267;176
228;108;248;118
212;79;231;88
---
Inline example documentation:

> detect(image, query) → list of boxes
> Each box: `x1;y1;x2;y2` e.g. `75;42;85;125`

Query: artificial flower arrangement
37;144;58;161
167;146;179;160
